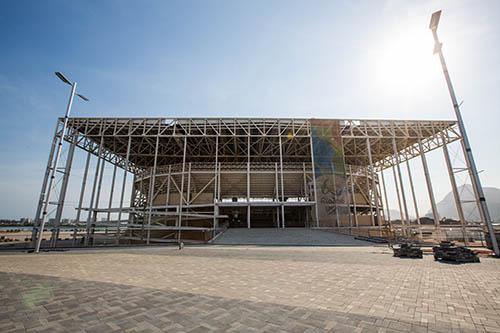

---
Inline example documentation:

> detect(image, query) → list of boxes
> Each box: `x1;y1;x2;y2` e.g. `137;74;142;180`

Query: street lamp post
429;10;499;256
34;72;88;253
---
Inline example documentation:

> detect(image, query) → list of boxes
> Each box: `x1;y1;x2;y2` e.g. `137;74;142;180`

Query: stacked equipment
392;243;423;259
433;241;480;263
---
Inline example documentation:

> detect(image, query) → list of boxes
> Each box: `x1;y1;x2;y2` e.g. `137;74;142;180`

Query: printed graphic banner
311;119;350;228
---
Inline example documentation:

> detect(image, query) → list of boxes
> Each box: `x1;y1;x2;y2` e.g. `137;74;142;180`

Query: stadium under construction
30;116;495;248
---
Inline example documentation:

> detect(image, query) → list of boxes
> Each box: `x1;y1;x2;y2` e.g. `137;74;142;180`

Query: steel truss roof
64;117;460;173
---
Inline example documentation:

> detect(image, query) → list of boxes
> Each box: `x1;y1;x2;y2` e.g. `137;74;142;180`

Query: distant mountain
426;185;500;222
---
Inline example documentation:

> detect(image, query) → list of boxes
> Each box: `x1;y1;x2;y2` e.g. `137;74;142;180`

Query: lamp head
76;93;89;102
55;72;72;85
429;10;441;31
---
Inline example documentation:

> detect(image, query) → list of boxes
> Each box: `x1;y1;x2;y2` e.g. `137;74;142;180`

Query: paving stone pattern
0;246;499;332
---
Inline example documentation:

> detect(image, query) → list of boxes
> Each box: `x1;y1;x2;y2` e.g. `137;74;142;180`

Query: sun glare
371;24;436;95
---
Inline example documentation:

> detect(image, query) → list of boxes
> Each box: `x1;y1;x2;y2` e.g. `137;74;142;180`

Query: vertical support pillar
366;138;381;234
309;130;319;227
177;136;187;242
442;139;468;245
247;135;251;229
278;129;285;228
375;171;386;229
107;164;118;222
165;165;171;225
85;136;104;246
419;141;441;241
94;160;106;213
331;162;340;229
406;160;423;239
380;169;392;230
117;135;132;244
128;174;137;233
349;165;358;229
275;162;280;228
32;120;60;246
91;155;106;244
213;136;218;231
76;152;92;223
52;137;76;247
186;162;192;228
344;168;353;235
140;171;149;240
35;83;77;253
217;162;221;214
302;162;311;228
302;163;308;201
146;136;159;245
365;167;375;227
74;151;91;246
392;137;410;236
187;163;192;204
392;164;405;236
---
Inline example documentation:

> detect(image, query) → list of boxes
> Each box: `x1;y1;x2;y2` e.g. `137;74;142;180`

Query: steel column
406;160;423;239
442;140;468;245
32;120;60;246
349;165;359;228
177;136;187;242
166;165;172;225
35;82;77;253
391;164;405;236
309;132;319;227
375;171;386;231
278;129;285;228
366;138;381;232
85;136;104;246
107;164;118;222
392;137;410;235
419;141;441;240
52;138;76;247
275;162;280;228
117;135;132;244
247;135;251;229
76;151;91;224
380;169;391;229
90;155;106;244
146;136;159;244
213;135;218;230
331;162;340;228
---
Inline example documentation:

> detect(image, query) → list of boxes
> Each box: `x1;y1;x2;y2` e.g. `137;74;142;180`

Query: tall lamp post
429;10;499;256
34;72;89;253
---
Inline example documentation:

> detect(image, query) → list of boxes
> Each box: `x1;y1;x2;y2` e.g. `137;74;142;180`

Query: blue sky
0;0;499;219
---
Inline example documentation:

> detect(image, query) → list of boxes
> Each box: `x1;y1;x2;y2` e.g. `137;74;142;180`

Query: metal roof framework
32;117;485;248
64;117;460;171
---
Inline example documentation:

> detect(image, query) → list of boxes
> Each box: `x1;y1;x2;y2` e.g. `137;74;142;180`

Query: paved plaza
0;245;499;332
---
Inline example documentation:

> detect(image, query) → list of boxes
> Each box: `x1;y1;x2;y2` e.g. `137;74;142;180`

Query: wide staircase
213;228;373;246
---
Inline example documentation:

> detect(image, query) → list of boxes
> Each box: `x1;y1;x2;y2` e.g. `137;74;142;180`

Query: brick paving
0;246;499;332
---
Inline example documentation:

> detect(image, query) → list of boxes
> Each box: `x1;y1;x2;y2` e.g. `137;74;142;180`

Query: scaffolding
30;117;491;248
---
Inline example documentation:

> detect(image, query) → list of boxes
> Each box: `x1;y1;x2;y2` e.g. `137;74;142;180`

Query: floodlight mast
34;73;88;253
429;10;499;256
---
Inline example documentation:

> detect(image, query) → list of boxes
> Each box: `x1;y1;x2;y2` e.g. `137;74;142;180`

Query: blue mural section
311;120;350;228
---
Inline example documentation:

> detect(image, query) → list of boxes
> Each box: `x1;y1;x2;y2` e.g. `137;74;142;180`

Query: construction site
25;116;495;249
17;11;496;255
